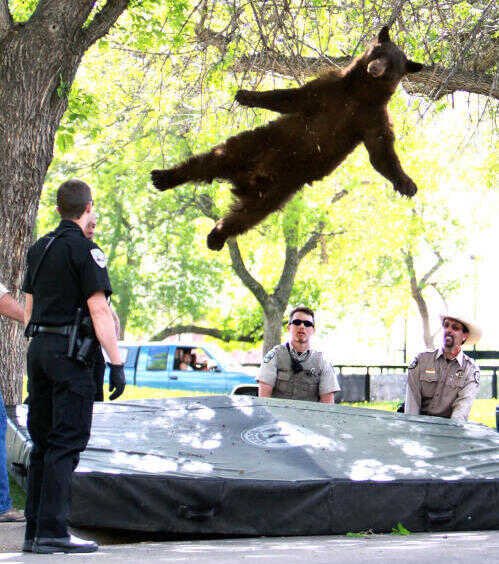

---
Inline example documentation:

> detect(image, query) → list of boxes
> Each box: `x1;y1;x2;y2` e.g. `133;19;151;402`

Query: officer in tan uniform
258;306;340;403
404;312;482;422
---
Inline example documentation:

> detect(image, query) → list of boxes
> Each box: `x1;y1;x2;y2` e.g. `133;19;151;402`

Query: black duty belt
31;325;73;336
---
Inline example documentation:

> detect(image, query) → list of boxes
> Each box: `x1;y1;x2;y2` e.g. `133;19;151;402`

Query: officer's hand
108;363;126;401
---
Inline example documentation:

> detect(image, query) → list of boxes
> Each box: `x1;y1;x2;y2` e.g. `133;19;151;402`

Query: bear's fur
152;26;423;251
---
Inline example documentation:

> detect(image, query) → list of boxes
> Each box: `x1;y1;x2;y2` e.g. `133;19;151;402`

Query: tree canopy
41;0;495;352
0;0;497;401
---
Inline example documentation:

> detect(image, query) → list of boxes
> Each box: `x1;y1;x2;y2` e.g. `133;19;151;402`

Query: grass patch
22;379;214;404
350;399;497;428
109;387;497;428
8;476;25;510
117;386;216;401
22;378;497;427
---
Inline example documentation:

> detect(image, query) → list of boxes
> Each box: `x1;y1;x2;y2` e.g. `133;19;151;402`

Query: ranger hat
439;312;482;346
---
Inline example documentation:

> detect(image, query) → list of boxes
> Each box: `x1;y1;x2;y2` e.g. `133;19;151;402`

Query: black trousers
25;334;95;539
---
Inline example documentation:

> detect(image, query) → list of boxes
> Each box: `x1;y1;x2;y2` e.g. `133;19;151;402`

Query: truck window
172;347;216;372
191;347;217;371
146;347;168;371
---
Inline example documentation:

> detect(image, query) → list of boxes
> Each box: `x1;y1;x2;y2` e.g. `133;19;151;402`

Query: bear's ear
378;26;391;43
406;60;423;73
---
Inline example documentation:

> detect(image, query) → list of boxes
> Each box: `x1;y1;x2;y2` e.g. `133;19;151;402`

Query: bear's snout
367;59;388;78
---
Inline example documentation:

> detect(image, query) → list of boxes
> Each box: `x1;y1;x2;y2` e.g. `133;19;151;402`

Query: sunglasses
443;320;466;332
290;319;314;328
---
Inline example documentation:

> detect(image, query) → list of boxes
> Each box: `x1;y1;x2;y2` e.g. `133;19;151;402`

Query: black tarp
6;396;499;535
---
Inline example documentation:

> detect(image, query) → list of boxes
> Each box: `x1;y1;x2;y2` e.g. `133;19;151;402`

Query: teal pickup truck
105;342;256;394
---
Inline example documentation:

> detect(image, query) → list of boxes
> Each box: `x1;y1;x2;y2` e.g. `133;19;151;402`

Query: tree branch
298;223;325;261
196;193;219;221
151;324;257;343
232;53;498;100
31;0;95;27
331;189;349;205
429;282;448;309
80;0;129;51
295;191;347;262
195;23;231;52
273;244;299;308
227;239;269;308
0;0;12;39
402;248;434;349
232;52;350;80
419;250;444;289
403;64;498;100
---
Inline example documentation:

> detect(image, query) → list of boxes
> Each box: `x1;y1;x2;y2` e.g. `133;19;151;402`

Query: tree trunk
224;216;326;358
0;317;26;405
0;27;81;404
0;1;129;404
414;290;434;350
403;251;435;350
262;299;286;356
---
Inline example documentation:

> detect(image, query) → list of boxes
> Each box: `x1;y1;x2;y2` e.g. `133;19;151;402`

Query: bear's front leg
363;128;417;197
235;89;257;107
151;168;182;191
394;175;417;197
235;86;311;114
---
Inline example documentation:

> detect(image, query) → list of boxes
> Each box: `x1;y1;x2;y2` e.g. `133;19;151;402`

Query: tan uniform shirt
405;348;480;422
259;343;340;399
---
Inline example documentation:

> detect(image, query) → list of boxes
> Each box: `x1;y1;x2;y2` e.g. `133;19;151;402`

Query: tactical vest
271;346;321;401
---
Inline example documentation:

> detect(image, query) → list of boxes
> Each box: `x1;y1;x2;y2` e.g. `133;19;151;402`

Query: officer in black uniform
83;211;121;402
22;179;126;554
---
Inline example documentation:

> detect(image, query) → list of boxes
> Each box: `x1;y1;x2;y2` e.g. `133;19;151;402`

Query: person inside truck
179;350;194;371
193;351;209;371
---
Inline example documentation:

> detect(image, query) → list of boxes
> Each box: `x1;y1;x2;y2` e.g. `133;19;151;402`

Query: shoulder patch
408;356;418;370
90;248;107;268
473;370;480;384
263;349;277;363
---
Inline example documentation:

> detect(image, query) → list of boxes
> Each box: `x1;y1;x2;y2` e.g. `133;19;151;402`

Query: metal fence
335;364;498;403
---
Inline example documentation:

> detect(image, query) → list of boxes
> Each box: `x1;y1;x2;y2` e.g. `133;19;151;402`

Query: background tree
0;0;131;404
185;190;345;354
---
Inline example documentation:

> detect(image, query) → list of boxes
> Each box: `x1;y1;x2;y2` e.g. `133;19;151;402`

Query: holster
67;308;83;359
75;316;97;367
66;308;97;366
24;323;35;338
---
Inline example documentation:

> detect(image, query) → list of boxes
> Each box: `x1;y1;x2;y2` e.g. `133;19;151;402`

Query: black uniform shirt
22;219;112;326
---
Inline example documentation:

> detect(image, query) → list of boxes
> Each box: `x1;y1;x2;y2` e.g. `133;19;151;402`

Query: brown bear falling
152;26;423;251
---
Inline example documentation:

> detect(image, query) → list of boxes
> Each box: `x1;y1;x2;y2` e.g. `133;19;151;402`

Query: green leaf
391;522;411;535
56;74;70;99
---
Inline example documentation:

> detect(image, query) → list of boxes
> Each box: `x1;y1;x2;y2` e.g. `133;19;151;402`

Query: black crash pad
6;396;499;535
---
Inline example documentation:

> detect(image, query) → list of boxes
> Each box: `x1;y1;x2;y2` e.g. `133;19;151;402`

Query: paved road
1;525;498;563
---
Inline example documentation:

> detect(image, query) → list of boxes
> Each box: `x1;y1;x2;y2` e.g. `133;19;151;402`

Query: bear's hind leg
207;186;296;251
152;146;231;191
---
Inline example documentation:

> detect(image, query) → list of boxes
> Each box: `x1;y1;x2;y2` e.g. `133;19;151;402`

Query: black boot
33;534;99;554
